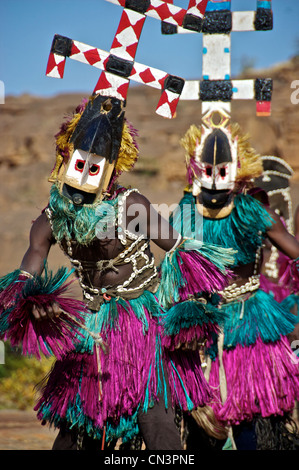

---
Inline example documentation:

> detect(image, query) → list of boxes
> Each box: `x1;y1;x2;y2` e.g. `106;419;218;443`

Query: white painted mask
58;94;125;205
192;127;238;195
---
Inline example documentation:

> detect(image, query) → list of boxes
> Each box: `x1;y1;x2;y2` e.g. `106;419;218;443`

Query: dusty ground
0;409;57;450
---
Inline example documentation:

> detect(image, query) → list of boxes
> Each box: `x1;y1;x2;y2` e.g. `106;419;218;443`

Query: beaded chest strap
45;189;158;309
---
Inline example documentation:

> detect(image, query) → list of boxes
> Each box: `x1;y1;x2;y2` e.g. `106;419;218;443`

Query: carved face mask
61;150;115;206
56;94;125;205
192;127;238;209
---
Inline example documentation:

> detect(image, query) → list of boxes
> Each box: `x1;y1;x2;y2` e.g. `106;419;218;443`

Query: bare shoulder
125;189;150;204
124;190;151;209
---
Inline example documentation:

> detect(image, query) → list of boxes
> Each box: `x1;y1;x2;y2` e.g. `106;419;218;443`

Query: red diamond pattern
83;48;102;65
46;53;66;78
188;0;209;17
71;43;81;55
111;9;146;61
46;53;58;76
147;2;185;26
139;68;159;84
94;72;129;100
156;89;180;118
117;81;130;99
94;72;112;92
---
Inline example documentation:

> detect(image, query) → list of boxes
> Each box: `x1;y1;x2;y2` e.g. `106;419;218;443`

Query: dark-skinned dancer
0;96;234;450
170;121;299;450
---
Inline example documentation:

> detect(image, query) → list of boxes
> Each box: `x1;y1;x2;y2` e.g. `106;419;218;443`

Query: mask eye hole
205;166;213;177
89;164;100;176
75;159;85;172
102;98;112;112
220;167;226;178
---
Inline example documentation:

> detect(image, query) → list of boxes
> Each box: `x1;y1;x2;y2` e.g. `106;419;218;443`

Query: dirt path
0;410;57;450
0;406;298;451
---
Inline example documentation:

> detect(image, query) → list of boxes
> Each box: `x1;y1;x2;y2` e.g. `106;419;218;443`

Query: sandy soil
0;409;57;450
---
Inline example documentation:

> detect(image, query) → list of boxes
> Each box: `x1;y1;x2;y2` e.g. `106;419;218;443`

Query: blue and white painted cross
162;0;273;124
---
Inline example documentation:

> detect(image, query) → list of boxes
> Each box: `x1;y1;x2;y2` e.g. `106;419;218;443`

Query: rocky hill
0;58;299;275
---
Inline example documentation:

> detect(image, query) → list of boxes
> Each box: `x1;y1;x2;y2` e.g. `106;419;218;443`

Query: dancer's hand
32;302;62;320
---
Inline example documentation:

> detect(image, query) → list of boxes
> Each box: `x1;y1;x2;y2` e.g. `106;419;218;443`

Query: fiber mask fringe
171;192;273;266
222;289;299;349
48;184;118;245
157;237;234;308
0;266;87;359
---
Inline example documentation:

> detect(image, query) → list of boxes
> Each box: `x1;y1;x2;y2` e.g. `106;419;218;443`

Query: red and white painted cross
46;0;209;119
46;0;273;120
